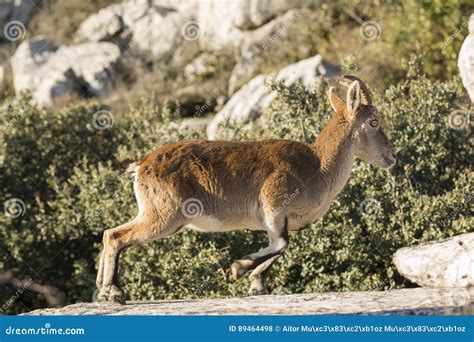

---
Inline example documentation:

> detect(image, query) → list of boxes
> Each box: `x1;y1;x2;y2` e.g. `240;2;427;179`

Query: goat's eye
369;119;378;127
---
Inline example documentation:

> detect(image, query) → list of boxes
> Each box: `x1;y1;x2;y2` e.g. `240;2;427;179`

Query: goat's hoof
95;285;126;305
248;286;268;296
95;287;110;302
230;259;253;281
109;285;126;305
248;275;268;296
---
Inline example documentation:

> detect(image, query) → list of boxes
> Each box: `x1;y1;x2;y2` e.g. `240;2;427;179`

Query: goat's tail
116;158;138;176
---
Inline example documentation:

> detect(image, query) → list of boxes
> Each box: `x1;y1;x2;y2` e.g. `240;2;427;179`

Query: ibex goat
96;75;396;304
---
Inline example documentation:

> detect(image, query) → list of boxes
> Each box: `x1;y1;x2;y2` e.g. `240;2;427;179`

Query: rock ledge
25;287;473;316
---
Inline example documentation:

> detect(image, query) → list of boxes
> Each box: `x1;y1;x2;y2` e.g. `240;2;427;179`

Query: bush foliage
0;57;472;313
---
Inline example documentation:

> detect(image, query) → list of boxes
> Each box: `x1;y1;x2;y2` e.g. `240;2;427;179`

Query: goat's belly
287;204;331;231
186;215;261;232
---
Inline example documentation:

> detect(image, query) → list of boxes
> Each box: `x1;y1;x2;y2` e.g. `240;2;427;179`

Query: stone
228;9;302;94
394;232;474;288
77;0;299;55
10;36;57;93
207;55;339;140
458;14;474;102
11;36;122;106
197;0;299;50
232;0;296;30
23;287;474;315
184;52;219;80
76;0;199;63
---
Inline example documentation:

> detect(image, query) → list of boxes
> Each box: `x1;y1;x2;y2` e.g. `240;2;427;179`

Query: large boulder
197;0;298;51
11;36;122;107
0;0;39;42
458;14;474;102
233;0;296;30
206;55;339;140
75;0;199;63
394;232;474;288
76;0;299;56
10;36;58;93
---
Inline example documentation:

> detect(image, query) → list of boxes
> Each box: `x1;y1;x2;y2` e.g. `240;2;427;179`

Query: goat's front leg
231;218;289;295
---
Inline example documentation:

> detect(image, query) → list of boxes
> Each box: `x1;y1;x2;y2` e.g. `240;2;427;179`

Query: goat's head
329;75;396;169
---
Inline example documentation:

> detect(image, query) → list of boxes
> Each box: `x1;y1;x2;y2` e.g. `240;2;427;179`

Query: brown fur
96;76;396;303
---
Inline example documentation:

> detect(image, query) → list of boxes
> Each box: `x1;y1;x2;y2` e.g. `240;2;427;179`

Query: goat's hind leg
95;248;106;290
96;217;183;304
96;221;136;304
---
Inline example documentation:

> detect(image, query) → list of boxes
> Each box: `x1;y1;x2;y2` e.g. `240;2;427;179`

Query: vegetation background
0;0;472;314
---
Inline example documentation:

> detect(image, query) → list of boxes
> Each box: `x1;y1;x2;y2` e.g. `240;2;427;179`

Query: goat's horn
338;75;372;105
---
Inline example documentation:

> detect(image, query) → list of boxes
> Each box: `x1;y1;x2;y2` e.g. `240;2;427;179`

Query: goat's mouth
382;155;396;169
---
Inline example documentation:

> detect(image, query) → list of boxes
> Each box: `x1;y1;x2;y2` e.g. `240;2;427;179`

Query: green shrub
0;95;205;313
0;57;472;314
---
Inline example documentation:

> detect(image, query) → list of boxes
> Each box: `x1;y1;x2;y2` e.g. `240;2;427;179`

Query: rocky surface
11;36;122;107
25;287;473;316
197;0;297;50
228;9;302;94
394;232;474;288
207;54;339;140
76;0;300;56
458;14;474;102
5;0;311;106
76;0;199;63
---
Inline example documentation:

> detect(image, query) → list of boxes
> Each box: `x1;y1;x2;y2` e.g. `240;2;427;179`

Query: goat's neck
312;112;357;196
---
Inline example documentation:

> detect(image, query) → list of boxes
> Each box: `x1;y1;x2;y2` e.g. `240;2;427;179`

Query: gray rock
394;232;474;288
232;0;296;30
10;36;57;93
179;117;212;134
11;37;122;106
458;14;474;102
207;55;339;140
228;9;302;94
23;287;474;315
184;52;219;80
76;0;199;62
198;0;299;51
77;0;299;56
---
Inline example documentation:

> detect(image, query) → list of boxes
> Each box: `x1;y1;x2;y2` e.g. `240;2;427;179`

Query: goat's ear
328;86;345;112
346;81;361;117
